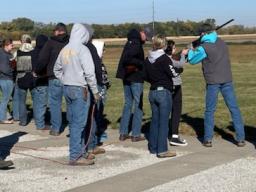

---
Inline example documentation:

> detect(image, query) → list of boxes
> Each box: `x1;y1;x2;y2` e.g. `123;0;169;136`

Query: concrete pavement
0;122;255;192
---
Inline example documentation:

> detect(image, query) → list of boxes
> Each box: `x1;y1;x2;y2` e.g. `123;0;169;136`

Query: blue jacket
188;31;218;64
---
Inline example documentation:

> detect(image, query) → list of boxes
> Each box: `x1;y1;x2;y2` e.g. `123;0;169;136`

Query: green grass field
103;44;256;138
7;42;256;139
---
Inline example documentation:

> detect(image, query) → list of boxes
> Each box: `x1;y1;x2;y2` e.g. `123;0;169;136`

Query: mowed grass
5;43;255;138
103;44;256;138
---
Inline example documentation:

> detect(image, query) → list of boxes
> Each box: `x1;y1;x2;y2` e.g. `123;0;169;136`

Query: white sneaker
169;137;188;146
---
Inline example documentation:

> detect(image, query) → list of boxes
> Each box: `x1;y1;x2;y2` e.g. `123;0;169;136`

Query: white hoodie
54;23;98;94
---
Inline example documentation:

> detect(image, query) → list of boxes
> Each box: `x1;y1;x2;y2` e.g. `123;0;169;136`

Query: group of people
0;21;246;168
116;23;245;158
0;23;110;167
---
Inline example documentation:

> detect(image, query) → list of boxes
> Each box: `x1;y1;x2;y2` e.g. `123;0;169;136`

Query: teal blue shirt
188;31;218;65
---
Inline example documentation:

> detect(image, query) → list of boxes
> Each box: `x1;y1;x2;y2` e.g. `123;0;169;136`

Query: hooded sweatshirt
144;49;179;92
36;33;69;79
31;34;49;86
170;55;186;85
116;29;145;82
0;48;13;80
84;25;103;86
15;43;34;80
54;23;98;94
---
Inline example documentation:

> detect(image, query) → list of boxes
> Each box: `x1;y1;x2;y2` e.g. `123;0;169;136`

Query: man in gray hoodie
54;23;99;166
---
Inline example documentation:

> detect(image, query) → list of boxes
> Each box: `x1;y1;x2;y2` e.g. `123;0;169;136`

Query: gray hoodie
54;23;98;94
170;55;186;85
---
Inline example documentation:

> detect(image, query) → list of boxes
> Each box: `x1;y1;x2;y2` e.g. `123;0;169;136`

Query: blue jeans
48;79;63;132
0;80;14;121
148;89;172;155
64;86;90;161
18;88;30;124
204;82;245;142
12;84;19;120
31;86;48;129
119;82;143;137
88;85;107;150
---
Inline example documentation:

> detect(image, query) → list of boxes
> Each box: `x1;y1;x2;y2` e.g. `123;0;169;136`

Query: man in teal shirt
187;23;245;147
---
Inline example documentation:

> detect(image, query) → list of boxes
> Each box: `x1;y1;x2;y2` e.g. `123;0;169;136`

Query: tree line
0;17;256;40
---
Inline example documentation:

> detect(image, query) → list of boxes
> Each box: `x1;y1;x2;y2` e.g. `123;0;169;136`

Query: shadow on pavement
0;131;27;160
181;113;256;147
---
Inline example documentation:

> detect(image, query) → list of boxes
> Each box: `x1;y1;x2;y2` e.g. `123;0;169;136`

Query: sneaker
69;158;95;166
0;160;14;169
169;137;188;146
0;120;14;124
237;140;246;147
19;121;27;126
92;147;105;155
119;134;130;141
49;130;60;136
131;136;146;142
203;140;212;147
157;151;177;158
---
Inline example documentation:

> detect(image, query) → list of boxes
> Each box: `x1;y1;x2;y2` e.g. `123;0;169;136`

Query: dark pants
169;85;182;138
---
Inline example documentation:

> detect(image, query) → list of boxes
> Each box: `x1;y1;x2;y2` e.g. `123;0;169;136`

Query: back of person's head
143;26;154;41
2;38;13;52
21;34;32;44
152;35;166;50
127;29;141;41
198;23;214;35
54;22;67;35
35;34;48;49
165;40;175;55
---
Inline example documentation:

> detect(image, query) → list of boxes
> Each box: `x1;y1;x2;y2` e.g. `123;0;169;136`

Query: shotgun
192;19;234;48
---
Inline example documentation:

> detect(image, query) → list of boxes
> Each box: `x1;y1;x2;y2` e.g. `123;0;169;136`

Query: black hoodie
31;34;48;86
116;29;145;83
86;42;103;86
35;34;69;79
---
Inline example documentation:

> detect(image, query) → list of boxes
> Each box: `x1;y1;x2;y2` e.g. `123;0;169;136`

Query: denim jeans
12;84;19;120
148;89;172;155
204;82;245;142
48;79;63;132
64;86;90;161
31;86;48;129
18;88;30;124
119;82;143;137
88;85;107;150
0;80;14;121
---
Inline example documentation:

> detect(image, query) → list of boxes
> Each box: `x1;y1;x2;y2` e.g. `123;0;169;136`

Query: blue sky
0;0;255;26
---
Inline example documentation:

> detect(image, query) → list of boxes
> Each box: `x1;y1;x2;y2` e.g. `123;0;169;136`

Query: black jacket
31;35;49;86
35;34;69;79
86;42;103;86
144;54;179;92
116;29;145;83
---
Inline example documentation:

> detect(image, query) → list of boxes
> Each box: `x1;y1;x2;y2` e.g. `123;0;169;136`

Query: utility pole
152;0;155;36
176;18;179;36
